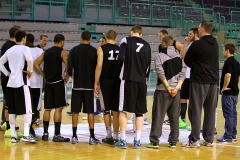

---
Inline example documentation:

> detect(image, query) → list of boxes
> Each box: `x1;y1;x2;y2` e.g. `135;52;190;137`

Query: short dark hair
9;27;20;38
159;29;168;35
39;35;48;40
224;43;236;54
200;20;213;33
54;34;65;43
26;33;35;44
162;35;173;46
15;30;27;42
131;25;142;35
106;30;117;40
13;25;21;30
81;31;91;41
190;28;199;36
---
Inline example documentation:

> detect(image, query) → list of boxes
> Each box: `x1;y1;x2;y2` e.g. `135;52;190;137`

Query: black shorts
180;78;190;99
119;80;147;114
44;80;67;110
7;85;32;115
31;88;42;111
71;89;95;113
1;83;8;109
99;78;120;112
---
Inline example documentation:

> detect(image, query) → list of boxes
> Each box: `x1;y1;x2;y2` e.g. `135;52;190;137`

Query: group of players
0;20;238;149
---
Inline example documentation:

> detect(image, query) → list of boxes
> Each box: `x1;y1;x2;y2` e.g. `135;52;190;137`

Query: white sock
24;114;32;136
106;126;112;138
135;130;141;141
120;131;126;140
113;132;118;139
215;113;217;128
9;114;16;137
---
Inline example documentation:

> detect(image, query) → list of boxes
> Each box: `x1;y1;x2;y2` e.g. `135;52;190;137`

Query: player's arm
62;50;69;83
184;43;196;68
238;75;240;87
68;50;73;77
221;73;231;94
0;53;10;77
175;61;187;90
34;52;45;77
146;48;152;81
180;37;190;59
176;41;183;52
118;38;127;61
23;47;33;78
94;47;103;94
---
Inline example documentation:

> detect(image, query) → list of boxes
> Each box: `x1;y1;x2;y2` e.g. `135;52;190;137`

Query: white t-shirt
29;47;44;88
186;42;193;79
0;45;33;88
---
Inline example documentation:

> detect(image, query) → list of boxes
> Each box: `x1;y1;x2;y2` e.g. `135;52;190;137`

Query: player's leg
71;89;82;144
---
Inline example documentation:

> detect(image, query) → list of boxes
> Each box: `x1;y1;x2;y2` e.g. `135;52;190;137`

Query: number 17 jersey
100;43;122;79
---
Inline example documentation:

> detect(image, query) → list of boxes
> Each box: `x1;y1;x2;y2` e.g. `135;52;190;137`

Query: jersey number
108;50;119;60
136;43;144;52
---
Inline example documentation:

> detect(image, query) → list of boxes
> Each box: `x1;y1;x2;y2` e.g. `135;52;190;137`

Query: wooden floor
1;96;240;160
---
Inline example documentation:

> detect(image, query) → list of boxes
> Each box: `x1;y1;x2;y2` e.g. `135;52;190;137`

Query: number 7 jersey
100;43;122;79
118;36;151;83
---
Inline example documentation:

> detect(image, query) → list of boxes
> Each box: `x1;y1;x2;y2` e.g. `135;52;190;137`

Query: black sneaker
89;137;101;145
52;135;70;142
102;137;114;144
42;133;49;141
168;142;176;149
232;136;237;141
15;126;19;130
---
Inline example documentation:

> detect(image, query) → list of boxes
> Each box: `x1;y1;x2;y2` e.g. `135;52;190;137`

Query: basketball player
26;33;44;137
158;29;183;125
0;30;36;143
68;31;100;145
146;36;186;149
115;25;151;149
179;28;199;130
0;27;22;138
183;21;219;148
94;30;122;144
34;34;48;125
99;36;106;46
217;43;239;142
36;35;48;50
34;34;70;142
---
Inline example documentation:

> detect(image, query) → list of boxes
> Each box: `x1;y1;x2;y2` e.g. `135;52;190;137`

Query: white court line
215;143;240;148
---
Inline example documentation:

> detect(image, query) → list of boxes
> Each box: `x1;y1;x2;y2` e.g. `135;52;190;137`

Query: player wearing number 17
115;25;151;149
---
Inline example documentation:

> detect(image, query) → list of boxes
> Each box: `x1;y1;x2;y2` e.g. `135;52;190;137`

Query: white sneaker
82;115;88;120
182;141;200;148
143;118;148;125
127;118;133;124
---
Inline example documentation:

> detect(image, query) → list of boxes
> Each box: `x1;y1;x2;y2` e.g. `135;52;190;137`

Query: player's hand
94;84;100;95
221;87;231;94
7;73;11;77
64;75;69;83
23;70;32;79
170;88;178;97
184;37;190;44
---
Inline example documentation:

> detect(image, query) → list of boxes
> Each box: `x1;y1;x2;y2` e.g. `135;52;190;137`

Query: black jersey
100;43;122;79
44;46;63;83
118;36;151;83
158;40;177;53
68;44;97;89
0;40;16;84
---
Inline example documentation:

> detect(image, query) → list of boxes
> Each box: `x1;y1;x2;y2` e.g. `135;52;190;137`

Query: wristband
166;85;170;89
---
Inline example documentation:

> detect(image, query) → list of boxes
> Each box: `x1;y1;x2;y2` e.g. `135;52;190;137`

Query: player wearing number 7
94;30;122;145
115;25;151;149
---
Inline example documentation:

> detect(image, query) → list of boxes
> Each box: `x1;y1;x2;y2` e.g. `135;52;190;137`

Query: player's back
101;43;122;79
121;36;151;83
